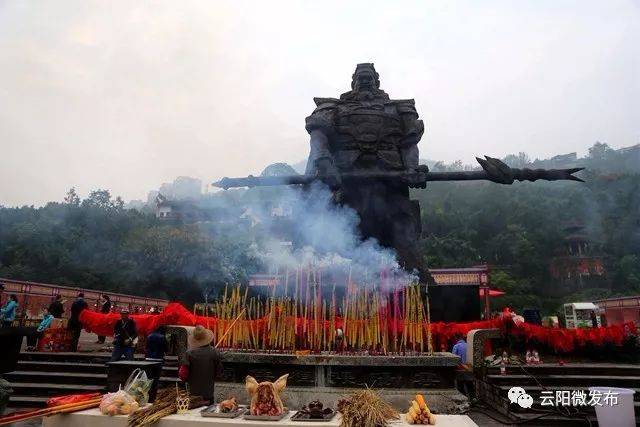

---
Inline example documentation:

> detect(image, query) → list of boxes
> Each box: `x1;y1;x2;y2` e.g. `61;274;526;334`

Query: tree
64;188;80;206
588;142;615;161
503;152;530;168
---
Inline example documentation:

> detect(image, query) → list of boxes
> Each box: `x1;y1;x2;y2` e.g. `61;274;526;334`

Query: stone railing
466;328;501;369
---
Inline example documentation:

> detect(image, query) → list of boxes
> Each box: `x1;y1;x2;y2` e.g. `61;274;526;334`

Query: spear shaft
212;157;583;190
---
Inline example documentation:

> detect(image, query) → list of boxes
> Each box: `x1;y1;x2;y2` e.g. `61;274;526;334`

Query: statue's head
351;63;380;92
341;63;388;101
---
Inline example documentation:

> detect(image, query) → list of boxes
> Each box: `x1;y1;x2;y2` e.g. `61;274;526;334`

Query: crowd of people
1;291;164;352
2;290;223;403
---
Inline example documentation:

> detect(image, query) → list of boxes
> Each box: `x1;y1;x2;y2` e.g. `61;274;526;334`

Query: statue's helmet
351;63;380;91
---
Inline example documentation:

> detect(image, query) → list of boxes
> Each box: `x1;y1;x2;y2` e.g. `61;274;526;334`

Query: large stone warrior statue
213;64;583;287
304;63;430;280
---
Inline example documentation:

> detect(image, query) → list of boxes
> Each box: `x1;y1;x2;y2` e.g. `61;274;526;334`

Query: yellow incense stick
214;307;246;349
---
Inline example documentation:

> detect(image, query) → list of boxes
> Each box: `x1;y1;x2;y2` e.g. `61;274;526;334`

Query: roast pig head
245;374;289;416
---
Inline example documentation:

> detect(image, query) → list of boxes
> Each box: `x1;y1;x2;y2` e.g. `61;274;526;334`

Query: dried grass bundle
337;388;399;427
128;387;207;427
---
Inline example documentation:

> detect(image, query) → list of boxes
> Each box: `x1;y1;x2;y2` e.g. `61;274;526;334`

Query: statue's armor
305;96;423;173
305;78;430;281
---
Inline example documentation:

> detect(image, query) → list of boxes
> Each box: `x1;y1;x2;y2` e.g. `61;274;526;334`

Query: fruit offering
99;390;140;416
405;394;436;425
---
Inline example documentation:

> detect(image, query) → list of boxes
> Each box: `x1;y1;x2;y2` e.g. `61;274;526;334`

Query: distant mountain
261;163;299;177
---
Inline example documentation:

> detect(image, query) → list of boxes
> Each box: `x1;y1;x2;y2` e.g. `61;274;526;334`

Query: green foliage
414;158;640;314
0;189;259;304
0;144;638;312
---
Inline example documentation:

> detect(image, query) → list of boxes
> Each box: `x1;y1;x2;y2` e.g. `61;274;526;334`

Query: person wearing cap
110;309;137;361
178;325;223;403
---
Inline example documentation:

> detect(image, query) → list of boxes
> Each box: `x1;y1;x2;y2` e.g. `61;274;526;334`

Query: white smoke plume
242;182;418;289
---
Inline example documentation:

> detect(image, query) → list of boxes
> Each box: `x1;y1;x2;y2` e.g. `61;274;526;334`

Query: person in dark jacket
48;295;64;318
67;293;88;351
111;309;137;361
96;295;112;344
145;326;168;360
178;325;223;403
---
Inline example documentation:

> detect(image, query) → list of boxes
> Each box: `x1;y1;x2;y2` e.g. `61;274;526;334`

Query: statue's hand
315;157;342;189
406;165;429;188
476;156;514;184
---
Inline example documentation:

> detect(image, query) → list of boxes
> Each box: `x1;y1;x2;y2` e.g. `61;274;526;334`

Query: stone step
7;375;179;408
486;374;640;388
509;400;640;415
18;351;178;365
17;359;106;373
486;363;640;377
496;385;640;402
8;382;106;397
15;359;178;376
479;383;640;419
5;371;107;385
6;395;50;408
505;411;640;426
7;371;179;387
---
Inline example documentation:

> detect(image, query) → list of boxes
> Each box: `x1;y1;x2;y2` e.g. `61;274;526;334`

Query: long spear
213;159;584;190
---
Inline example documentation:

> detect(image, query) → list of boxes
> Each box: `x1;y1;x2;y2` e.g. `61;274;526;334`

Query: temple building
550;221;604;288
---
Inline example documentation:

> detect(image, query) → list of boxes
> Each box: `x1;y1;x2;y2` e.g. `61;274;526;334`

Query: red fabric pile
79;302;637;354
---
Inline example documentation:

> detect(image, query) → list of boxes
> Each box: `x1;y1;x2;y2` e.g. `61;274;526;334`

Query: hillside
0;143;638;315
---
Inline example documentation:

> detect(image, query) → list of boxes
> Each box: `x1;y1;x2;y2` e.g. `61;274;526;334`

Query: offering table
43;408;478;427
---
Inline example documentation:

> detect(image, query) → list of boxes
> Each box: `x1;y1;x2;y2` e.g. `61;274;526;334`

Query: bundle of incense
200;279;432;353
0;396;102;426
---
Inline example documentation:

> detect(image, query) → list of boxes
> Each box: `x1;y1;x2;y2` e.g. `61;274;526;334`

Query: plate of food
243;374;290;421
291;400;336;422
200;397;247;418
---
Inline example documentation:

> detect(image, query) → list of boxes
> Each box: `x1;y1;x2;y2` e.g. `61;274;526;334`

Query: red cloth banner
79;302;637;354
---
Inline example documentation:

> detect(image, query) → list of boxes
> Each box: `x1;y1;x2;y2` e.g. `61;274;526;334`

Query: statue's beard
352;90;378;101
341;87;389;102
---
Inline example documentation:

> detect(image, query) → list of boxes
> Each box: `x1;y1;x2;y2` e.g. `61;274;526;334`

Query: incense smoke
238;182;418;289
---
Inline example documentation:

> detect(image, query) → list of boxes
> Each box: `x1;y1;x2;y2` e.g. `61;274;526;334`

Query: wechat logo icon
508;386;533;409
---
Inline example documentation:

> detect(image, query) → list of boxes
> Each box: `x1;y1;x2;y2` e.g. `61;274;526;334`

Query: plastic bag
99;390;139;416
124;369;153;406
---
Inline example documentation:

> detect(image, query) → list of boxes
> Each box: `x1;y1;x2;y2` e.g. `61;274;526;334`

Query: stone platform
43;408;479;427
218;351;460;388
213;351;467;413
167;328;468;413
215;383;468;415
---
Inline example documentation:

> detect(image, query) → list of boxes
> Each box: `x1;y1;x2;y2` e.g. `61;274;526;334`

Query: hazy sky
1;1;638;206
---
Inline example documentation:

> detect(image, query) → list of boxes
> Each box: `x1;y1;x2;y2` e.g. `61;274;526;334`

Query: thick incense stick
215;307;246;348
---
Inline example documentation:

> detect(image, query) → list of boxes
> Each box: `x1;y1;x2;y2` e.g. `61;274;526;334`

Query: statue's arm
305;130;333;174
397;100;424;170
305;99;338;176
402;145;420;170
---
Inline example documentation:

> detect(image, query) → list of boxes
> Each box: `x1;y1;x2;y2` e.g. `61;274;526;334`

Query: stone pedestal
167;326;468;413
218;352;460;389
215;352;467;413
